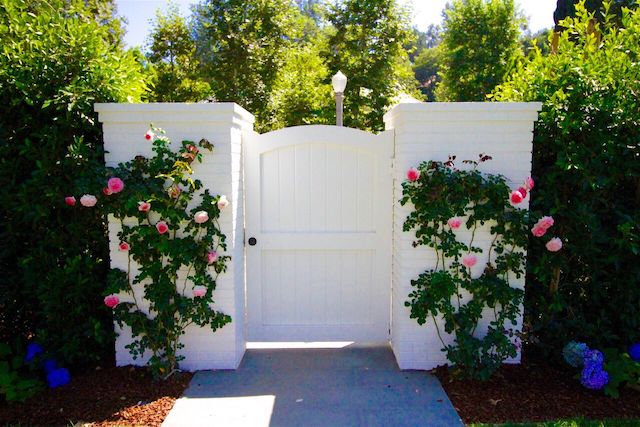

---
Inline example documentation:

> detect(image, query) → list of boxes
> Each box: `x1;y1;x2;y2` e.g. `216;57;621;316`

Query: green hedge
0;0;147;367
494;1;640;352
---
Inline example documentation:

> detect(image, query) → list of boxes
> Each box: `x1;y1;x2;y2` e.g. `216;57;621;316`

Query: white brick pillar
384;102;541;370
95;103;254;370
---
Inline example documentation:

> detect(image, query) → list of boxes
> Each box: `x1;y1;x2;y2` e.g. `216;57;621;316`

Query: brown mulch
434;349;640;424
0;365;192;427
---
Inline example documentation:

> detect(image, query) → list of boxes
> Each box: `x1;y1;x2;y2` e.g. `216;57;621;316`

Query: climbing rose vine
402;155;562;380
66;127;231;377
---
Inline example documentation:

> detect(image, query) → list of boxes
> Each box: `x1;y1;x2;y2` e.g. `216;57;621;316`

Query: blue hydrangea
562;341;589;367
629;343;640;363
580;363;609;390
583;349;605;367
47;367;71;388
24;342;44;362
43;359;58;374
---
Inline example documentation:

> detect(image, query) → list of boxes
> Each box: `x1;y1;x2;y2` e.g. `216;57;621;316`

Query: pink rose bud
187;144;199;154
407;167;420;182
545;237;563;252
531;225;547;237
138;201;151;212
156;221;169;234
102;187;113;196
524;176;535;191
119;242;130;251
145;130;154;141
168;185;181;199
65;196;76;206
537;216;554;230
104;294;119;309
207;251;218;264
193;286;206;298
447;217;462;230
194;211;209;224
462;254;477;268
517;187;528;198
510;190;524;204
80;194;97;207
217;195;229;210
107;177;124;194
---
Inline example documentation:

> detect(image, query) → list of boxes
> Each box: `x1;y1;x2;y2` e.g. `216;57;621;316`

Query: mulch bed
434;348;640;424
0;365;192;427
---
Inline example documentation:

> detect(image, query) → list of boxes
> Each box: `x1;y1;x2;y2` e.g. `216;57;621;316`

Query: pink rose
545;237;563;252
510;190;524;204
119;242;130;251
207;251;218;264
462;254;477;268
107;177;124;194
447;217;462;230
102;187;113;196
168;185;181;199
156;221;169;234
407;167;420;182
194;211;209;224
65;196;76;206
145;130;154;141
217;195;229;210
193;286;206;298
524;176;535;191
104;294;119;309
517;187;528;199
138;201;151;212
80;194;97;207
537;216;554;230
531;226;547;237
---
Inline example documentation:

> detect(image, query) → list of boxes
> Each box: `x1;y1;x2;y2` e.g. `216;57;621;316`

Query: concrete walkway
163;344;463;427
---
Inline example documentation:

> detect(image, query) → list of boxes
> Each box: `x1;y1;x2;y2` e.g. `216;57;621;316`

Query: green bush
0;0;147;367
493;1;640;352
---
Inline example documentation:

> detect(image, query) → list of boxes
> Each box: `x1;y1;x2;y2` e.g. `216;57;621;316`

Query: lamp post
332;71;347;126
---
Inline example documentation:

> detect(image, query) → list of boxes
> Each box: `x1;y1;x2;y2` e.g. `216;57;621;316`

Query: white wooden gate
245;125;393;342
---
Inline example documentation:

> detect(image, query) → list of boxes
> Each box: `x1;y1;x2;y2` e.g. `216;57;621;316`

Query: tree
413;46;441;102
146;4;211;102
192;0;302;131
521;28;553;57
324;0;421;131
435;0;523;101
0;0;147;366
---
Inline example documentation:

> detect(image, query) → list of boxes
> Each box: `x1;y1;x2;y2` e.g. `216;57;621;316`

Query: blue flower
43;359;58;374
580;363;609;390
24;342;44;362
629;343;640;363
562;341;589;367
583;349;604;367
47;367;71;388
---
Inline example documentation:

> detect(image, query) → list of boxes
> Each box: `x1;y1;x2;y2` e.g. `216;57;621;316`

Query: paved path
163;344;463;427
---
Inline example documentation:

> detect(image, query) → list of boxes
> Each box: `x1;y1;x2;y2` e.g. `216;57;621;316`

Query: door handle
248;237;257;246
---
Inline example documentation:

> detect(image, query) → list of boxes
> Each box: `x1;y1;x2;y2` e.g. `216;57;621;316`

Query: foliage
192;0;302;131
554;0;638;29
401;156;558;380
493;1;640;352
436;0;523;101
603;348;640;398
76;128;232;377
324;0;422;131
0;0;147;368
0;342;44;402
146;3;212;102
520;28;553;57
413;46;442;102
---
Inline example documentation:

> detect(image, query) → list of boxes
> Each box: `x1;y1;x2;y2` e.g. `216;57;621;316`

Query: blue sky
116;0;558;49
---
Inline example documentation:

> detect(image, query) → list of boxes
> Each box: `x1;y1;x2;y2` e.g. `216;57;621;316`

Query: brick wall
384;102;541;370
95;103;253;370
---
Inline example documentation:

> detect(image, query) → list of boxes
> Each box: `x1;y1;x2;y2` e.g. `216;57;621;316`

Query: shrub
0;0;147;367
493;1;640;352
70;129;232;377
